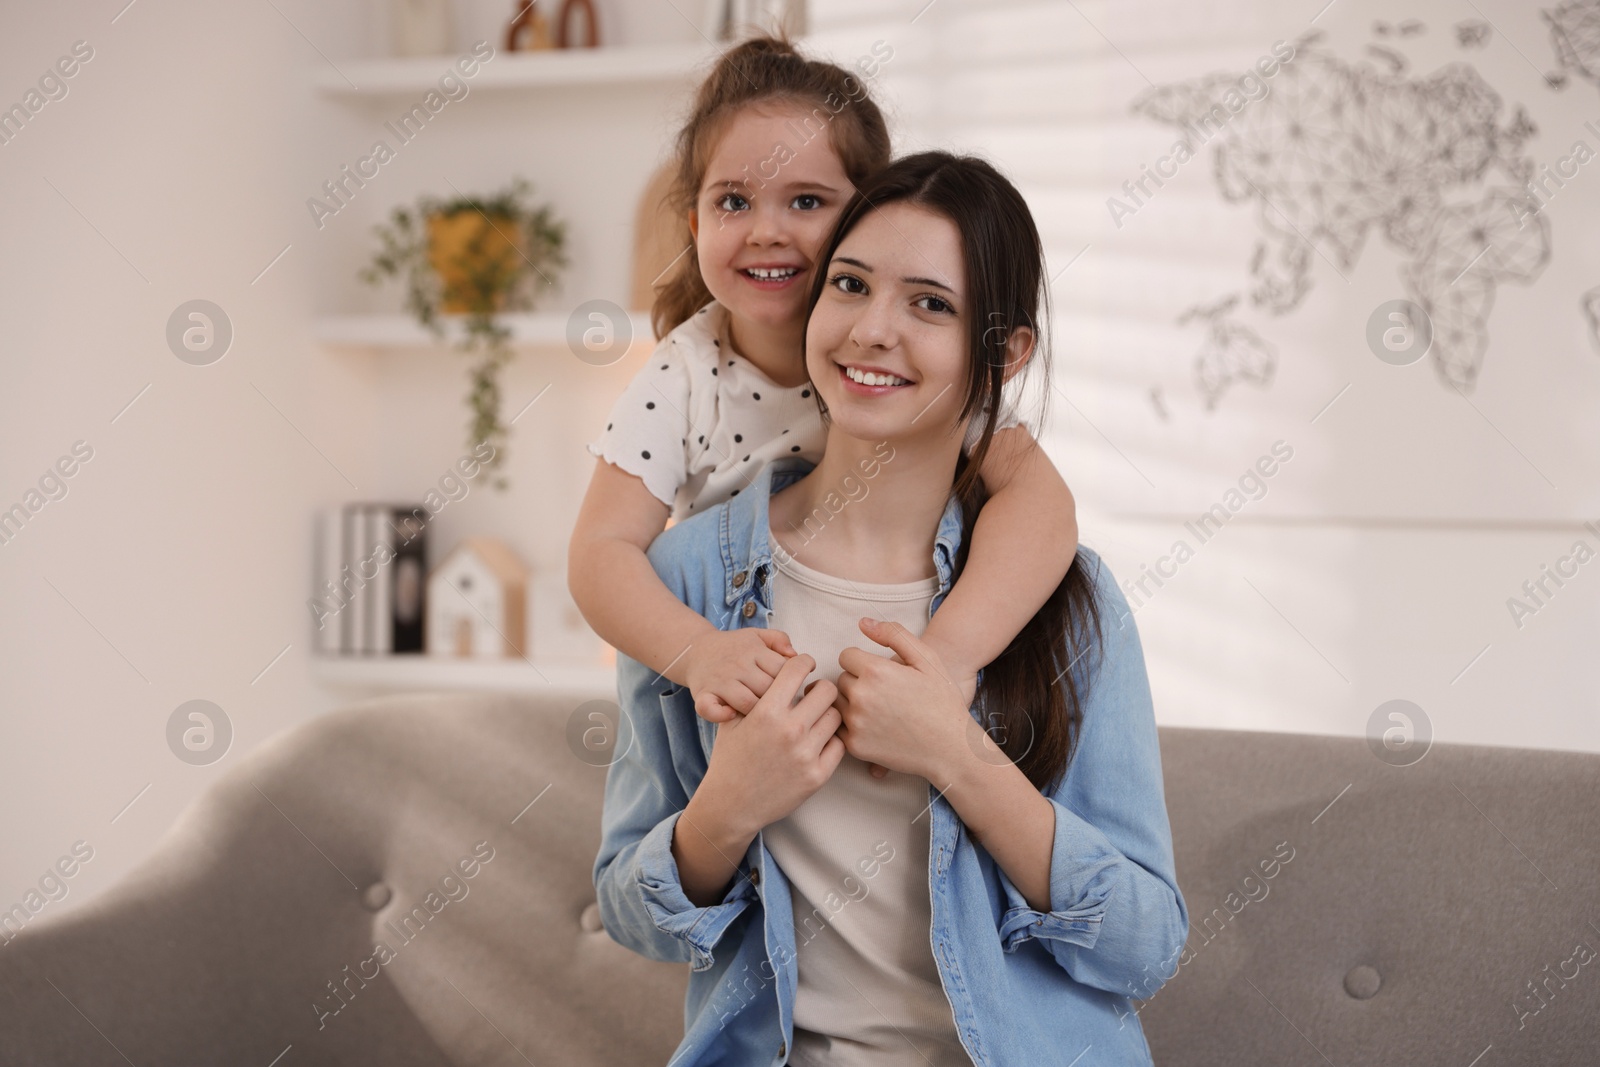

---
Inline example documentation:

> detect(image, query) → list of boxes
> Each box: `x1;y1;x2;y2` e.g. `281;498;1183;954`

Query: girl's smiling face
806;201;971;445
690;102;856;335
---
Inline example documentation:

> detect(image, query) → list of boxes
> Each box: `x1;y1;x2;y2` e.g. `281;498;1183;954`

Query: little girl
570;34;1079;728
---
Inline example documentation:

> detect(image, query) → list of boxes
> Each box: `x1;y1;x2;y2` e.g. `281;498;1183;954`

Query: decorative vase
392;0;454;57
506;0;556;51
556;0;600;48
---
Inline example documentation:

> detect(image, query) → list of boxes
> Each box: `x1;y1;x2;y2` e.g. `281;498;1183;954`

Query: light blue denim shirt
593;456;1189;1066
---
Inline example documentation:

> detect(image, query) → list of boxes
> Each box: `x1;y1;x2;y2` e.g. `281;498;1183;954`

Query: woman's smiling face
806;201;970;445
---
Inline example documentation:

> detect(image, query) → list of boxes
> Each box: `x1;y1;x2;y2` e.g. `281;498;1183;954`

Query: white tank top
760;544;973;1066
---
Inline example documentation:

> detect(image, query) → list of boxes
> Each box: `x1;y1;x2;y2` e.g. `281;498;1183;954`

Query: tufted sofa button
361;883;392;911
1343;964;1381;999
580;901;604;933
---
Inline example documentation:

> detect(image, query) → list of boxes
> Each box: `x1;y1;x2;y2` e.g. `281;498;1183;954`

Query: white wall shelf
312;654;615;695
315;43;715;99
313;310;654;350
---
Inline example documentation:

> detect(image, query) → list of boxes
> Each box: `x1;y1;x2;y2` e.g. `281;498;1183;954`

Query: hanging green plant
360;177;567;489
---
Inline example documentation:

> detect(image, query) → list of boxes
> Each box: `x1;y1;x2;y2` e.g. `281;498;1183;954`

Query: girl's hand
699;654;847;837
684;627;797;723
834;618;976;783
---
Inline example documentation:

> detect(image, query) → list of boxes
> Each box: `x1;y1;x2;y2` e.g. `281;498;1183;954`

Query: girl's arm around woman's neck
920;426;1079;688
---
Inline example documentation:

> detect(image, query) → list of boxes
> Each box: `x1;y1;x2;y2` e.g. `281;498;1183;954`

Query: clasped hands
682;619;978;782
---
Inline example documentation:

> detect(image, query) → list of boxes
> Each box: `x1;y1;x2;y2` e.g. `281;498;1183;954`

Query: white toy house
425;537;529;659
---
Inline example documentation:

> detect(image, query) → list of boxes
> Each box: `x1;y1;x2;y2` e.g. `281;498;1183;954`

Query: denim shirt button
742;601;757;618
749;868;761;886
733;570;748;587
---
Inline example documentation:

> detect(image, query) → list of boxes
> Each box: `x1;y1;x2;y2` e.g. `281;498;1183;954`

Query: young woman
593;152;1188;1066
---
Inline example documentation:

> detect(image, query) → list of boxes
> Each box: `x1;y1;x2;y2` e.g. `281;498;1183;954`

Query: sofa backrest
1141;725;1600;1065
0;691;688;1066
2;692;1595;1065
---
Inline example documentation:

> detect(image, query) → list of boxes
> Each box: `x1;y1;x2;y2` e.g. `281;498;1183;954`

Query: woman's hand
697;653;847;838
834;618;977;783
683;628;797;723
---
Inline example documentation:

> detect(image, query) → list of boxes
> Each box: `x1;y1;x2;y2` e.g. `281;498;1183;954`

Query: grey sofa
2;690;1596;1065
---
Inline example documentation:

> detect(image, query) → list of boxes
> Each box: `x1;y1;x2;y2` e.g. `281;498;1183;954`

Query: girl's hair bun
722;33;799;58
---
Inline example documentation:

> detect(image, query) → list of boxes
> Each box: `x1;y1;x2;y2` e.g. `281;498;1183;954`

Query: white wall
803;0;1598;751
2;0;1594;922
0;0;699;918
0;0;370;926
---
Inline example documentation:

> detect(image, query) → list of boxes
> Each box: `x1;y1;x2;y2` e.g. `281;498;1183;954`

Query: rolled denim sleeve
633;808;759;971
990;555;1189;997
593;652;757;972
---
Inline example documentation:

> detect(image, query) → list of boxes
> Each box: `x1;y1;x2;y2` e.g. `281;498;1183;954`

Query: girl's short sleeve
586;351;694;511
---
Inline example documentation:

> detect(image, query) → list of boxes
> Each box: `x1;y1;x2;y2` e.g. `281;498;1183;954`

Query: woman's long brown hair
801;151;1105;794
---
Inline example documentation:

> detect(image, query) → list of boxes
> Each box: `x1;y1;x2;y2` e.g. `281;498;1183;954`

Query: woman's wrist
687;773;761;849
922;707;983;787
674;787;758;907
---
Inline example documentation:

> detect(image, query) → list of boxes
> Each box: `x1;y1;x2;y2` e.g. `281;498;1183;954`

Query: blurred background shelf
311;654;615;695
315;43;716;98
312;310;654;350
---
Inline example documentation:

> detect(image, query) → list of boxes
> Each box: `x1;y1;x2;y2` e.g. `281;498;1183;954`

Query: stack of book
312;504;429;655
